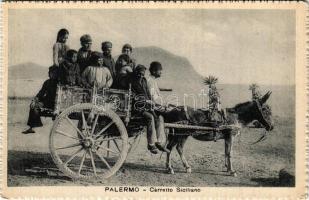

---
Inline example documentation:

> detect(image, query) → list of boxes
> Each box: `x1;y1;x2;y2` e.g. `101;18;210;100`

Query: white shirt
82;66;113;89
147;75;164;105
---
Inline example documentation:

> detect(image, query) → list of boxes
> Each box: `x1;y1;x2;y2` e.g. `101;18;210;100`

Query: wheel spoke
64;147;83;165
95;151;111;169
56;142;82;150
112;139;121;152
107;140;110;157
89;150;97;176
78;151;86;175
90;114;99;137
94;121;114;139
81;110;87;130
95;136;121;143
97;143;119;154
56;130;80;140
66;117;85;139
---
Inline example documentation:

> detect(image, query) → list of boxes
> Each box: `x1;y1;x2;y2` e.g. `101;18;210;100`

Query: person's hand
146;100;155;105
30;97;39;109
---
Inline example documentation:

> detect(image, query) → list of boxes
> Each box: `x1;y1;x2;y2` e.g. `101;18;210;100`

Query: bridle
253;99;272;130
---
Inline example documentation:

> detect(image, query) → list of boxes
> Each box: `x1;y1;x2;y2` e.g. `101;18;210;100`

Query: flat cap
80;34;92;43
101;41;112;49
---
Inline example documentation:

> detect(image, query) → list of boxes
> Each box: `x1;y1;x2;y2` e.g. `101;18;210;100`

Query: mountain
8;47;294;118
132;46;203;91
9;62;49;80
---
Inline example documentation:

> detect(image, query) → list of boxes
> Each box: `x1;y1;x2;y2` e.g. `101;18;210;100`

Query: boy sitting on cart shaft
81;51;113;89
22;66;58;134
130;65;170;154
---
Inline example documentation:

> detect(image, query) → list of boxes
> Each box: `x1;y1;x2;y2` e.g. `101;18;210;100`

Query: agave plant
203;75;218;86
249;83;262;100
249;83;259;91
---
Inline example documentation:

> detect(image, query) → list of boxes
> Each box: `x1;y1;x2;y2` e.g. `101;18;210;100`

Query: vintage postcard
0;1;307;199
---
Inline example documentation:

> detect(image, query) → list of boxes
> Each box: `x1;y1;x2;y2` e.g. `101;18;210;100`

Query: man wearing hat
101;41;116;81
130;65;170;154
77;34;93;74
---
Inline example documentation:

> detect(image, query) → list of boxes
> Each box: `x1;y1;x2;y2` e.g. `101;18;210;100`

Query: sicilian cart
48;85;240;180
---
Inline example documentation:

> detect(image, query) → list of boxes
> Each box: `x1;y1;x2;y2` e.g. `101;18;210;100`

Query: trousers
142;111;164;145
26;102;43;128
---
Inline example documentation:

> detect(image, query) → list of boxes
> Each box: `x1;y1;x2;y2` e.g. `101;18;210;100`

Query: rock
279;168;295;186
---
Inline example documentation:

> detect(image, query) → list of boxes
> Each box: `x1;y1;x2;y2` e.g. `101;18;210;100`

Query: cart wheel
49;103;128;180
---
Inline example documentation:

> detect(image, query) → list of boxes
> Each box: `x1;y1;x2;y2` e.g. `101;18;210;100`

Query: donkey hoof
229;171;237;177
186;167;192;173
167;168;175;174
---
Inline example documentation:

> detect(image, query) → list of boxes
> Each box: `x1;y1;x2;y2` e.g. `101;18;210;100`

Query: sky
8;9;295;85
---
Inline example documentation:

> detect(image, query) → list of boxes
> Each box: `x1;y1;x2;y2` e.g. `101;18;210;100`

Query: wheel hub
82;137;94;148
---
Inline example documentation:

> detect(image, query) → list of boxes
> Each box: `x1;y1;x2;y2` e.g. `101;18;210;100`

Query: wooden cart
48;85;240;180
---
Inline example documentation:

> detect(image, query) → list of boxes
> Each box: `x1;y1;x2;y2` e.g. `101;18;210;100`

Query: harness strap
183;106;190;122
254;99;271;128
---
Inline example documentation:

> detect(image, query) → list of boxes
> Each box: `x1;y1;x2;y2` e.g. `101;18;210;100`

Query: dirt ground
7;99;295;187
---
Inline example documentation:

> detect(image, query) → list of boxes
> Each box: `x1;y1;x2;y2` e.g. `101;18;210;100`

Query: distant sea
8;79;295;118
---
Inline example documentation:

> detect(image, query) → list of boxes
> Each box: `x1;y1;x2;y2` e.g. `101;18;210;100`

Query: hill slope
9;62;49;80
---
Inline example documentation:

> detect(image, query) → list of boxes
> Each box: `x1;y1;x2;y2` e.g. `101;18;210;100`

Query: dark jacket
36;79;58;109
59;60;81;86
102;54;116;79
77;48;92;74
130;74;153;113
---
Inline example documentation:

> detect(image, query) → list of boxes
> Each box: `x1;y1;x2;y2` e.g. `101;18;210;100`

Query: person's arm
106;69;113;88
76;64;82;86
59;63;68;85
81;67;91;88
146;78;156;102
35;80;49;101
53;43;59;67
130;58;136;70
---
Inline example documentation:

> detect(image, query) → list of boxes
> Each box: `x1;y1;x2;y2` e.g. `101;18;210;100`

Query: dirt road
7;99;294;187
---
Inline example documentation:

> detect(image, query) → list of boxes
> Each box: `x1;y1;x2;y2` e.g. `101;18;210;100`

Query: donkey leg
176;136;191;173
225;133;237;177
166;135;177;174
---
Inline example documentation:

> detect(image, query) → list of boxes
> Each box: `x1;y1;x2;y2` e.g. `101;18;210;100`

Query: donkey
161;91;273;176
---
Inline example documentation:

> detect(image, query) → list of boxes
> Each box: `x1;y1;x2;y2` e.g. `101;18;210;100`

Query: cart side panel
54;86;92;114
95;88;131;118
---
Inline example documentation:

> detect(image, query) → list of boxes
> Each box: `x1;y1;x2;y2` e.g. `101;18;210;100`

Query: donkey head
229;91;274;131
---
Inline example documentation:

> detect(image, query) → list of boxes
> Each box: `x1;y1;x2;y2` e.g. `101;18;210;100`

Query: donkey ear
259;91;272;105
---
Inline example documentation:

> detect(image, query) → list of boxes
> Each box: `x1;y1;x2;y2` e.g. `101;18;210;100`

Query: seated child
22;66;58;134
115;54;133;89
59;49;82;86
82;51;113;90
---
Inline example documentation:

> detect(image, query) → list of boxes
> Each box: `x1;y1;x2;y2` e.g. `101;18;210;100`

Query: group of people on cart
22;28;171;154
